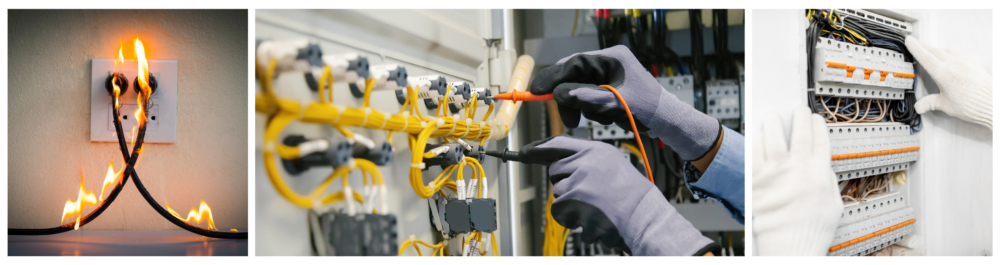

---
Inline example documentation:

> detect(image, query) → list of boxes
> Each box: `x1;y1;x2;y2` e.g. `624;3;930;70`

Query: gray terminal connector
352;142;393;166
444;199;471;235
305;53;371;96
446;81;472;113
368;64;409;101
406;75;447;109
422;143;464;169
280;135;353;175
469;198;497;232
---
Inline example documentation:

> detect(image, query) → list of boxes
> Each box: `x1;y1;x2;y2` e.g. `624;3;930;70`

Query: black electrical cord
111;86;247;239
8;169;131;235
9;80;135;236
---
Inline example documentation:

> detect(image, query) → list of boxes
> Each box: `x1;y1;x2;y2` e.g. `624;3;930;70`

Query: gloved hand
752;106;842;256
906;36;993;131
530;45;721;161
519;136;715;256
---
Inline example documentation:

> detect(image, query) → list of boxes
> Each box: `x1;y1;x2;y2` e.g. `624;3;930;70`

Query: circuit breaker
803;9;920;256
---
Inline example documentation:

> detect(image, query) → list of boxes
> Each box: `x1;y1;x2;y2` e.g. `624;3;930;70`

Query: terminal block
813;38;915;100
444;81;472;113
436;198;497;237
320;212;399;256
706;79;741;119
352;142;393;166
451;86;494;113
304;53;371;97
281;135;353;175
829;207;915;256
403;75;448;109
828;123;919;181
422;143;464;169
368;64;409;99
255;39;323;75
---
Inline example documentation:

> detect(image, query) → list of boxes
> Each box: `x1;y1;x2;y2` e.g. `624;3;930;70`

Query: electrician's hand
906;36;992;131
752;106;842;256
530;45;721;161
519;136;716;256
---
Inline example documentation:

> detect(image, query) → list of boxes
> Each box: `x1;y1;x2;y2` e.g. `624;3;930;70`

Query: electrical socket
90;59;177;143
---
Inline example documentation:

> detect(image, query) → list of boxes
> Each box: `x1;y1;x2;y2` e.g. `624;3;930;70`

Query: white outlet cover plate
91;59;177;143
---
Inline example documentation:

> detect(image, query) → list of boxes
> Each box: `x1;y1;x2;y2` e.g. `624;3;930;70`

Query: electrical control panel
657;75;695;107
91;59;177;143
802;9;922;257
706;79;741;119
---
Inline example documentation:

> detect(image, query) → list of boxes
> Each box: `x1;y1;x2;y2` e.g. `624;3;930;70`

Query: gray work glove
530;45;721;161
520;136;717;256
905;36;992;131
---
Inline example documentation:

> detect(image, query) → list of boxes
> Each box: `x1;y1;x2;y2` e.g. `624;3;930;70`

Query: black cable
9;91;136;236
111;89;247;239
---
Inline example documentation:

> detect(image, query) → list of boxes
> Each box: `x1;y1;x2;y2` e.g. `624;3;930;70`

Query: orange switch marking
829;218;916;253
826;62;848;68
831;146;920;161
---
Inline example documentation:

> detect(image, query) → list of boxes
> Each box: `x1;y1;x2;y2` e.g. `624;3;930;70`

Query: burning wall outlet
91;59;177;143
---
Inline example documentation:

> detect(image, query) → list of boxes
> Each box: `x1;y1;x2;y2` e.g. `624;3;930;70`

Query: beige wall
8;10;248;230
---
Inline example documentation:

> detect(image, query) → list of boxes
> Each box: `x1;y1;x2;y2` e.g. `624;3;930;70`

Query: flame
61;169;98;229
166;201;218;231
130;126;137;147
113;41;124;72
134;38;150;127
113;42;124;105
99;161;123;201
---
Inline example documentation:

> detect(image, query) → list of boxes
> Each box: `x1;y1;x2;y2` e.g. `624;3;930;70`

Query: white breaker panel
813;38;915;100
706;79;741;119
828;123;919;181
91;59;178;143
829;206;916;256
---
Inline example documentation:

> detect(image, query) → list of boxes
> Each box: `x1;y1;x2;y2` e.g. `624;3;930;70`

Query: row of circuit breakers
591;75;743;140
807;14;921;255
259;40;497;256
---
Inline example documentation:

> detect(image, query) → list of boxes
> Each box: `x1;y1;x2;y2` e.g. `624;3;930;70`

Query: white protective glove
906;36;993;131
752;106;842;256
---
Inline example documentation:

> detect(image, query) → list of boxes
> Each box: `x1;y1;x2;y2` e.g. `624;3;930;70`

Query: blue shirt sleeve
681;126;745;224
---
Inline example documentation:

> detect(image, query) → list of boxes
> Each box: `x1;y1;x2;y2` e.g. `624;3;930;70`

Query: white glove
906;36;993;131
752;106;842;256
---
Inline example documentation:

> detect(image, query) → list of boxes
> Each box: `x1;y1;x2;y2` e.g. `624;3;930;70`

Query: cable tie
377;111;391;130
361;107;372;126
460;118;473;138
420;121;428;128
412;163;426;169
264;141;277;153
474;122;486;139
436;118;446;127
332;105;347;123
446;117;458;136
401;114;410;131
